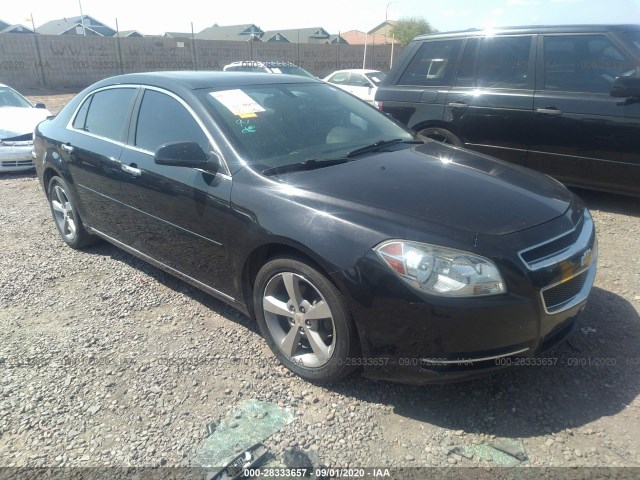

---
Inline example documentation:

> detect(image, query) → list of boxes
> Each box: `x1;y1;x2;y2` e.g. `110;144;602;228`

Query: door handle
61;143;74;153
448;102;468;108
121;163;142;177
536;108;563;116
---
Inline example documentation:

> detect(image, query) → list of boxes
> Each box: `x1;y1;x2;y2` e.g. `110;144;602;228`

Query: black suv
376;25;640;196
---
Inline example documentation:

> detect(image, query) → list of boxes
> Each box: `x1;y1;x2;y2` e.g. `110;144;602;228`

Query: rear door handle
536;107;563;116
448;102;468;108
61;143;74;153
121;163;141;177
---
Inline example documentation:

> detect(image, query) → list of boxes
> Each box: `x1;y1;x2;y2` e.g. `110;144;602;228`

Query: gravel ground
0;93;639;472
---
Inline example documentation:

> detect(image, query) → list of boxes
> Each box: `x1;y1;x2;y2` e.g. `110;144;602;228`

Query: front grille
520;231;576;264
1;159;34;168
542;270;589;313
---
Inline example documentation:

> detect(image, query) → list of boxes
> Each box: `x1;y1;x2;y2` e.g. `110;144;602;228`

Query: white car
0;84;51;172
323;69;387;105
223;61;316;79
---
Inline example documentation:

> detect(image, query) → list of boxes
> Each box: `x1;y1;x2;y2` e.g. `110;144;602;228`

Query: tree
390;17;437;46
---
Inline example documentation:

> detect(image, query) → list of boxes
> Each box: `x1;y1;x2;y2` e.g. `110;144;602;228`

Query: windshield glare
200;83;414;171
0;87;33;108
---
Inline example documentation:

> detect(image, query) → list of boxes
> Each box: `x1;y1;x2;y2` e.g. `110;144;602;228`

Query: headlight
374;240;506;297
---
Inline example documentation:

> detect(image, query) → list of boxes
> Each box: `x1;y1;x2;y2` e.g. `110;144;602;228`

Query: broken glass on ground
192;399;295;468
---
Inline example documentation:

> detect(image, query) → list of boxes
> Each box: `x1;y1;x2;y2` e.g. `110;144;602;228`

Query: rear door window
328;72;349;84
398;39;463;86
76;88;137;142
477;36;534;89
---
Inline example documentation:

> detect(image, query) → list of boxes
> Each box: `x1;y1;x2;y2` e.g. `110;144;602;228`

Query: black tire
418;127;463;147
47;176;97;249
253;257;359;383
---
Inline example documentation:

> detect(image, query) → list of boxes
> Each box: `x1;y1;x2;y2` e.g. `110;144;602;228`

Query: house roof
262;27;331;43
261;31;291;42
164;32;192;38
115;30;143;37
37;15;116;36
0;24;35;34
0;19;10;30
341;29;400;45
196;24;263;41
368;20;397;35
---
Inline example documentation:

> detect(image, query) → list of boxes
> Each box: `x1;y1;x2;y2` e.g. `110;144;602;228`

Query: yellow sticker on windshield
209;89;265;117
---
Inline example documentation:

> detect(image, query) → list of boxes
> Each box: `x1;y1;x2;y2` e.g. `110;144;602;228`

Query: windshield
621;31;640;57
199;82;414;171
366;72;387;85
0;87;33;108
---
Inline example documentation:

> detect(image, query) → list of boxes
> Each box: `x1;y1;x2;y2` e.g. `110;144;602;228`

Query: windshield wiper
262;158;350;176
346;138;423;158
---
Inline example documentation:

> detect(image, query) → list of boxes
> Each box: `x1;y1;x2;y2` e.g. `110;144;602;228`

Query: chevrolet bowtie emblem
580;248;593;267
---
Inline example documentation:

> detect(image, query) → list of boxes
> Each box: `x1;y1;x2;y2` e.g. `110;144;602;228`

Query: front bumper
334;205;597;384
0;144;35;172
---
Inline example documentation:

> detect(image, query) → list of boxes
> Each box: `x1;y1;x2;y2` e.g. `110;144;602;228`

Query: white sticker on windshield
209;89;266;117
271;68;282;74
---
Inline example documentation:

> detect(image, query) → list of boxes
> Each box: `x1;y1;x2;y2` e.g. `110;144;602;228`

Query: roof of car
413;24;640;41
330;69;383;75
96;71;318;90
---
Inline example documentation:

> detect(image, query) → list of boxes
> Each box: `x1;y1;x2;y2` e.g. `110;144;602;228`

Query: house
115;30;144;38
0;19;35;34
164;32;192;39
261;28;346;44
367;20;400;44
196;24;264;41
341;25;400;46
37;15;116;36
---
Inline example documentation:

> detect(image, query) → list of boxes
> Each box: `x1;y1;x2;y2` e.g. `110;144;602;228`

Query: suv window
77;88;136;142
477;36;533;89
454;38;479;87
398;39;463;86
543;34;637;93
135;89;209;154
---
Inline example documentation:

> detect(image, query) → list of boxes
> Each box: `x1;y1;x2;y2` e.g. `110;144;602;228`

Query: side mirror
610;76;640;98
154;142;220;171
35;102;47;109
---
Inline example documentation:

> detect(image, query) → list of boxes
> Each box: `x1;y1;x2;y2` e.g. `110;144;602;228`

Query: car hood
0;107;51;139
276;142;572;236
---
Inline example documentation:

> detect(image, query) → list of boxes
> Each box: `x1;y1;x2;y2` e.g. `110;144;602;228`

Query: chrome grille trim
420;347;530;366
518;209;593;271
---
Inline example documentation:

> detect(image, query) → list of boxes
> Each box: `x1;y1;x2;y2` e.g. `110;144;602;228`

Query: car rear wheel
418;127;463;147
47;176;96;249
253;257;358;383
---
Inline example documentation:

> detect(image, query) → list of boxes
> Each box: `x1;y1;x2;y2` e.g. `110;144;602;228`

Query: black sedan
34;72;597;384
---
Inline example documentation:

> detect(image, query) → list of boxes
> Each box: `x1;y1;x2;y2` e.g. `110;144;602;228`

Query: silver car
0;84;51;172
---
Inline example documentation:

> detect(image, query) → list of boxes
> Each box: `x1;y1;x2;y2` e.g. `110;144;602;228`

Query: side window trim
66;85;141;147
127;86;231;176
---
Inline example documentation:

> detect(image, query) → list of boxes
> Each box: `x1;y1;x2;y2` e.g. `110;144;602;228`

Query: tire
253;257;359;383
418;127;463;147
47;176;97;249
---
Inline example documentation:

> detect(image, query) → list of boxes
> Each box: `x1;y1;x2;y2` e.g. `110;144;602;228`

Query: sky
2;0;640;36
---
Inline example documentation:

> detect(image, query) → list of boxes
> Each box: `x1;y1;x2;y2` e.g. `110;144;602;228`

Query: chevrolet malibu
34;72;597;384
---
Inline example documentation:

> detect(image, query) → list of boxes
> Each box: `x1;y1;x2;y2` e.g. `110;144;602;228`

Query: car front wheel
253;257;359;383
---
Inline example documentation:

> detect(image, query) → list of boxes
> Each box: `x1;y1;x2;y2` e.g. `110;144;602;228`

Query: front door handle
448;102;468;108
536;107;563;116
61;143;74;153
121;163;142;177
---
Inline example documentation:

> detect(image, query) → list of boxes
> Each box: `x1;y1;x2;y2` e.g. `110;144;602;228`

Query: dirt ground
0;92;638;474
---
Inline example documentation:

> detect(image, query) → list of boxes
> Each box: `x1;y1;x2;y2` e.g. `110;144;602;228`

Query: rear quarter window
398;39;463;86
